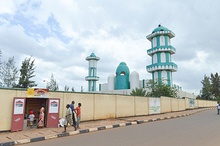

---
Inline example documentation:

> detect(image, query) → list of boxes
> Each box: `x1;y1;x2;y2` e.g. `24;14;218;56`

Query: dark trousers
72;112;76;126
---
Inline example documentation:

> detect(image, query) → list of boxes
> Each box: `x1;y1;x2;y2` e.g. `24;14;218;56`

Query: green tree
1;56;19;88
64;85;69;91
46;74;59;91
200;75;212;100
16;56;37;88
71;87;75;92
130;88;147;96
146;79;178;98
210;72;220;99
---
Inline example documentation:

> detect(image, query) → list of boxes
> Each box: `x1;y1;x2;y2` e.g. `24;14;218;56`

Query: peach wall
161;96;171;113
0;88;216;131
135;96;149;116
116;95;134;118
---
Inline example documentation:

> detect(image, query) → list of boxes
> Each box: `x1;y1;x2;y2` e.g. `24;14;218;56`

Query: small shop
11;88;60;132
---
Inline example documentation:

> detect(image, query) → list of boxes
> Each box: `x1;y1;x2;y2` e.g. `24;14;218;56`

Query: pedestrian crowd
63;101;82;133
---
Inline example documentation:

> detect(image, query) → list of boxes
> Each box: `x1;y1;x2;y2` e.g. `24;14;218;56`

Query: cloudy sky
0;0;219;94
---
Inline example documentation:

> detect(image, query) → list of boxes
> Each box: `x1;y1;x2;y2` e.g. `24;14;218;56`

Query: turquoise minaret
146;25;177;86
115;62;130;90
85;53;100;91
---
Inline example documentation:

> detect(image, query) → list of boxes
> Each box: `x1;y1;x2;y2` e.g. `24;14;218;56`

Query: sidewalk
0;108;214;146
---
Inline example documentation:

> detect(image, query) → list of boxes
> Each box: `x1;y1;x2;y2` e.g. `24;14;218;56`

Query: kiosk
11;88;60;131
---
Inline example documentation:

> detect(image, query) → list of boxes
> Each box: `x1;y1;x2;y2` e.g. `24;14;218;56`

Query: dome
152;25;170;33
130;71;139;76
86;52;100;61
116;62;130;76
115;62;130;90
90;52;96;57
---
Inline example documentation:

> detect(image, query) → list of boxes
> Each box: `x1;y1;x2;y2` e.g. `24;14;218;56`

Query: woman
38;107;44;128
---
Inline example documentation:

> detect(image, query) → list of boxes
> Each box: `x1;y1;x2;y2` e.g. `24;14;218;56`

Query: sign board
190;99;195;108
27;88;49;98
149;97;160;114
11;98;26;131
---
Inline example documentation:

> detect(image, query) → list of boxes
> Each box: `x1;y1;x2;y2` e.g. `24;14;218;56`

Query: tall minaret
146;25;177;86
85;52;100;91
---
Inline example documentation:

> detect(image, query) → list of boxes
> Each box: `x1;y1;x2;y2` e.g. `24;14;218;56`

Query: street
23;109;218;146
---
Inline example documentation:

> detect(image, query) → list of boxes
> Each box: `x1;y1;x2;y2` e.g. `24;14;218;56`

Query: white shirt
28;114;35;121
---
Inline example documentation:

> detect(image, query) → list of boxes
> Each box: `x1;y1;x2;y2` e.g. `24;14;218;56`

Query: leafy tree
16;56;37;88
0;56;19;88
130;88;147;96
146;79;178;98
46;74;59;91
210;72;220;99
64;85;69;91
200;75;212;100
71;87;75;92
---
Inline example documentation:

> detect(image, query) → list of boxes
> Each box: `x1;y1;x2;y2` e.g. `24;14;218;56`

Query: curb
0;108;214;146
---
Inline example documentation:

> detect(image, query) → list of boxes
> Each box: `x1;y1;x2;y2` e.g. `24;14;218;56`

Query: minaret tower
85;52;100;91
146;25;177;86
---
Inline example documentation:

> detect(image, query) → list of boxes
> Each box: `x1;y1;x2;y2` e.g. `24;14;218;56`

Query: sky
0;0;220;94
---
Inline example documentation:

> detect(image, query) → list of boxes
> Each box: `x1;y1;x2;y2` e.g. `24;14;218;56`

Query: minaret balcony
147;46;176;56
146;62;178;72
146;30;175;40
85;76;100;81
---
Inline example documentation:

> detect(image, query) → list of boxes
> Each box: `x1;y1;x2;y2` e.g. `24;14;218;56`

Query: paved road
23;109;218;146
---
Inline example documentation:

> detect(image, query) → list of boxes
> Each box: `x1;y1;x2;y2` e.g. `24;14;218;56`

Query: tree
46;74;59;91
0;56;19;88
16;56;37;88
146;79;178;98
200;75;212;100
210;73;220;99
64;85;69;91
130;88;147;96
71;87;75;92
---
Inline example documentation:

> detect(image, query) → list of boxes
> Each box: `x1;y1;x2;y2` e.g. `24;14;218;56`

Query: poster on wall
14;99;25;114
190;99;195;108
149;97;160;114
49;99;59;113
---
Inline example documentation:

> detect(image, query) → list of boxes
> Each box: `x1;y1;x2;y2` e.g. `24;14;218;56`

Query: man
70;101;76;126
75;103;82;129
63;104;76;133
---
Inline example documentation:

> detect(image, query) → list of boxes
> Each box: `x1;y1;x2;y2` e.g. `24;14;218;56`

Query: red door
46;98;60;128
11;97;26;132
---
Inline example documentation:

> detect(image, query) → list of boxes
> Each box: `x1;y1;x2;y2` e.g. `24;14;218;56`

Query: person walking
217;102;220;115
75;103;81;129
63;104;76;133
70;101;76;126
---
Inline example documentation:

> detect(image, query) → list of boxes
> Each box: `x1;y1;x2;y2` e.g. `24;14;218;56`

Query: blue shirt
70;104;74;112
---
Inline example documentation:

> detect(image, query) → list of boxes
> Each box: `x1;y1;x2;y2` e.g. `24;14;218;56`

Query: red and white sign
11;97;26;131
14;99;25;114
49;100;59;113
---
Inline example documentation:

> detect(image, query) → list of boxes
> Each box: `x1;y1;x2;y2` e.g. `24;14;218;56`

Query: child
28;110;35;128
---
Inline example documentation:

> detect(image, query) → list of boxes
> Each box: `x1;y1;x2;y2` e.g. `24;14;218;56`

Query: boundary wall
0;88;216;131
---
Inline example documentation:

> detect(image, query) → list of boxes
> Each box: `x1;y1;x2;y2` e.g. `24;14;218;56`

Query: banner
149;97;160;114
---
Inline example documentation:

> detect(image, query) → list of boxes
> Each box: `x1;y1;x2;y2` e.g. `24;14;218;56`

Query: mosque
85;25;196;98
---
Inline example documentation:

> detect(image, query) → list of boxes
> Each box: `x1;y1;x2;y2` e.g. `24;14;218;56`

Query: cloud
1;0;220;93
